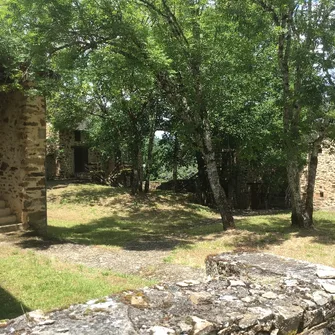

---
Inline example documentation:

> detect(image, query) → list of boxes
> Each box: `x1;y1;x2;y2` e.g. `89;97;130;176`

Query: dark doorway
74;130;81;142
74;147;88;173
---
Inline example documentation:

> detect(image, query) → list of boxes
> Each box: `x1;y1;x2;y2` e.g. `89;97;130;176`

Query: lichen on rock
1;252;335;335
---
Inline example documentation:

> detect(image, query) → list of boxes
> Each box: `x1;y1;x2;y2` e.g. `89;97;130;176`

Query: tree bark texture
131;139;142;195
286;159;309;227
138;150;143;193
131;167;139;195
277;9;314;228
144;115;156;193
202;124;235;230
195;152;213;206
304;137;323;222
172;134;179;193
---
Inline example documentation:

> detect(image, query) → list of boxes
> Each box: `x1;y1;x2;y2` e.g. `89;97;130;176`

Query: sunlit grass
167;211;335;269
2;183;334;320
47;183;218;247
47;183;335;270
0;245;155;320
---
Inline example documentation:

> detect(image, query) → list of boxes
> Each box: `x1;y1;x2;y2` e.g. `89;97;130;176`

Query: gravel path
0;233;206;283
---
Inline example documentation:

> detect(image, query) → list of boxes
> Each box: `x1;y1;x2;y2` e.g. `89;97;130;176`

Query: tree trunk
195;152;213;206
202;123;235;230
131;140;141;195
287;159;313;228
276;11;314;229
131;167;139;195
144;120;156;193
304;137;323;222
172;134;179;193
138;150;143;193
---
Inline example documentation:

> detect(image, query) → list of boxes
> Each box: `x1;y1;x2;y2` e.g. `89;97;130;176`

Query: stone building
0;88;47;233
216;150;288;210
222;145;335;211
46;126;102;180
301;142;335;209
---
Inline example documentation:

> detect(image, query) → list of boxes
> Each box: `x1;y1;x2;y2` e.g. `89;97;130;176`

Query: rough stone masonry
0;89;47;233
1;253;335;335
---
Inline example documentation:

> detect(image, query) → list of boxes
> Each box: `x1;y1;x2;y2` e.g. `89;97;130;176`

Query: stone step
0;215;17;225
0;200;5;209
0;223;23;233
0;207;11;217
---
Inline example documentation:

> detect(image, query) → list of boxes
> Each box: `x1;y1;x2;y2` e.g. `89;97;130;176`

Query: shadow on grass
227;216;292;252
236;215;292;233
0;286;30;319
47;181;200;208
17;207;335;253
295;219;335;245
233;209;291;217
59;191;194;210
32;183;335;252
18;184;220;251
233;212;335;251
16;207;211;251
48;185;129;204
43;214;290;251
8;230;67;250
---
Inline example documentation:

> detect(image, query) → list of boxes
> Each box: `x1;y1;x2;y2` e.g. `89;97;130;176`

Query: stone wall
223;159;287;210
3;253;335;335
60;129;102;178
57;130;75;178
46;129;101;179
46;153;59;180
0;89;47;233
301;142;335;209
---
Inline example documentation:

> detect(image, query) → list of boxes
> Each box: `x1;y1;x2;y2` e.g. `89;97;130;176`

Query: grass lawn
47;183;335;269
168;211;335;269
47;183;219;247
1;182;335;320
0;244;155;320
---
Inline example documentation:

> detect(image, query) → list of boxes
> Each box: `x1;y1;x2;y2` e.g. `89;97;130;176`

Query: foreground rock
1;253;335;335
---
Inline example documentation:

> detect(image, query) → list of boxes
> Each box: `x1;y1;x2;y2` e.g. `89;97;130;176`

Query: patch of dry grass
2;183;334;319
168;212;335;269
47;183;218;247
47;183;335;268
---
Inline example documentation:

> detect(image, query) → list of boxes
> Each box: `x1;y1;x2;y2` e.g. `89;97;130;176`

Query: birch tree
254;0;335;227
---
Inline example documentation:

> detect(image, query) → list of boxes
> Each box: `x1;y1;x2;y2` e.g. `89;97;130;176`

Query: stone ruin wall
3;252;335;335
57;130;75;178
47;129;101;179
46;153;59;180
301;143;335;210
0;90;47;233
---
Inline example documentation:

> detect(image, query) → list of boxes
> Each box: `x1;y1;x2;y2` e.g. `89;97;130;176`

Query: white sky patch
155;130;165;138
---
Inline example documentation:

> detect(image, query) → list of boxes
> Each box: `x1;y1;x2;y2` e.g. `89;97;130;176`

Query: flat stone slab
205;252;335;284
317;269;335;279
1;253;335;335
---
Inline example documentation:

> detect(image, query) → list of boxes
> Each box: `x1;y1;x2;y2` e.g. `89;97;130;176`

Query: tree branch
255;0;279;25
137;0;189;49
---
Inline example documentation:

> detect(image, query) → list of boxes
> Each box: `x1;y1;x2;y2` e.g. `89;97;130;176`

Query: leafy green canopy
0;0;30;89
5;0;334;188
